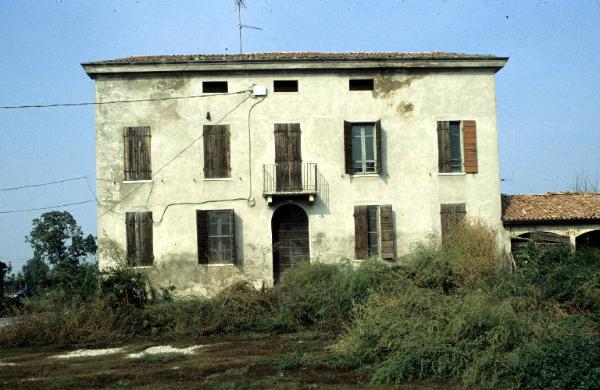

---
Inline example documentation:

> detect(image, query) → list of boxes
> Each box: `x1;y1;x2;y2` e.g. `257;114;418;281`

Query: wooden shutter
344;121;353;174
203;125;231;178
139;212;154;266
196;210;209;264
462;120;478;174
354;205;368;259
123;127;151;181
227;209;236;264
125;212;153;266
440;203;466;243
375;120;382;174
125;212;137;265
379;205;394;259
437;121;451;173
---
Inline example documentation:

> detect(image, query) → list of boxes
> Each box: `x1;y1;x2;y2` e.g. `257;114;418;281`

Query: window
197;209;236;264
273;80;298;92
367;206;379;256
437;121;478;173
349;79;374;91
202;81;228;93
123;126;151;181
354;205;393;259
125;212;154;266
203;125;231;178
344;121;382;174
440;203;466;243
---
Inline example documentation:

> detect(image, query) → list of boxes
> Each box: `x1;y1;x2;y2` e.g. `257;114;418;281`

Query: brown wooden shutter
440;203;466;243
123;127;151;180
437;121;451;173
344;121;353;174
462;120;478;174
375;120;382;174
125;212;137;265
203;125;230;178
379;205;394;259
354;205;368;259
139;212;154;266
196;210;209;264
228;209;236;264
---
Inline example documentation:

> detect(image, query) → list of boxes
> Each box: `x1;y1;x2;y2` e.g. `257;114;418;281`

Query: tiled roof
502;192;600;223
85;51;504;65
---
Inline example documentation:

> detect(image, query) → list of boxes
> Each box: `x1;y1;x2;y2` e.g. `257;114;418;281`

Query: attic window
273;80;298;92
203;81;228;93
349;79;374;91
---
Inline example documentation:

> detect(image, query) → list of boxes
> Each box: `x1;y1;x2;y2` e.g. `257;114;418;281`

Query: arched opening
511;231;570;257
271;204;309;283
576;230;600;250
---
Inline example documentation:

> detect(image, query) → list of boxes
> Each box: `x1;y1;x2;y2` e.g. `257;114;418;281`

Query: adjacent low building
502;192;600;254
82;51;509;295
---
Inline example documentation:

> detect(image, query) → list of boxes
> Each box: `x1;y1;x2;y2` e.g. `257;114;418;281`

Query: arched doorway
511;231;570;257
576;230;600;250
272;204;309;283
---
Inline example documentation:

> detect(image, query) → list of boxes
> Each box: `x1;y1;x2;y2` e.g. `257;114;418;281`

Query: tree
21;258;49;295
572;170;600;192
25;211;97;295
0;260;8;298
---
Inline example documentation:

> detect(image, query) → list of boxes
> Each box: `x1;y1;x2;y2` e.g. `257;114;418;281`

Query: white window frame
352;123;377;174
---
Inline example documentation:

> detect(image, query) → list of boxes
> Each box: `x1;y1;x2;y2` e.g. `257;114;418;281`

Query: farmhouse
82;52;508;294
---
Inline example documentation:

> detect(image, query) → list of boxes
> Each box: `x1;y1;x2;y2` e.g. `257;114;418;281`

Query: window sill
203;178;233;181
123;180;153;183
350;173;380;178
438;172;466;176
131;265;153;269
200;263;236;267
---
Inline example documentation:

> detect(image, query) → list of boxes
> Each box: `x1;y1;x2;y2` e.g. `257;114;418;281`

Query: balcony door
274;123;302;192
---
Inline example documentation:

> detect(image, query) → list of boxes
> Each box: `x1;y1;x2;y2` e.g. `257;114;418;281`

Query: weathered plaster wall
94;68;505;295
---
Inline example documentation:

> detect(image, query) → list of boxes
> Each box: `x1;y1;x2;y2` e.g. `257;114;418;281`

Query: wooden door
272;204;309;283
274;124;302;192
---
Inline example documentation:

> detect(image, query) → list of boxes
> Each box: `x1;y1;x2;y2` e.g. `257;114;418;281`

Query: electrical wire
0;176;87;191
0;89;250;110
0;200;95;214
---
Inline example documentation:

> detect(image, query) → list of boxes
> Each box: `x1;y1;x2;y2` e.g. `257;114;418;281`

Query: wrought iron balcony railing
263;162;318;197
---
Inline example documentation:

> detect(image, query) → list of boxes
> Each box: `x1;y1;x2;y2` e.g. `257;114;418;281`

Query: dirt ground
1;333;380;389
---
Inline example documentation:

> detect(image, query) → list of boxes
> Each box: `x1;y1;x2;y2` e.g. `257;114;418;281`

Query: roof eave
81;57;508;78
503;218;600;226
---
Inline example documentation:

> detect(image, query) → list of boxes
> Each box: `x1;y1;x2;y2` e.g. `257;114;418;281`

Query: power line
0;200;95;214
0;176;87;191
0;89;250;110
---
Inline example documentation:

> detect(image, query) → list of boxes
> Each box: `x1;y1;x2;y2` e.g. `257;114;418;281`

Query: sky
1;0;599;272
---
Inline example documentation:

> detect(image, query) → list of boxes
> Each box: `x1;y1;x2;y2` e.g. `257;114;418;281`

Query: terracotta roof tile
85;51;504;65
502;192;600;223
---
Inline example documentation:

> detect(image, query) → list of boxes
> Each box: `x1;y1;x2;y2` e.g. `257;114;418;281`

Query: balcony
263;162;319;205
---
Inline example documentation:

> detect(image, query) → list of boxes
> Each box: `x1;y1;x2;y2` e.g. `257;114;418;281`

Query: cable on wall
0;89;251;110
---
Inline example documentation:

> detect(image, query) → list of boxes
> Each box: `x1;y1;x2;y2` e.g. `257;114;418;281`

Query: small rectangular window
354;204;394;260
349;79;374;91
449;121;462;172
273;80;298;92
203;81;228;93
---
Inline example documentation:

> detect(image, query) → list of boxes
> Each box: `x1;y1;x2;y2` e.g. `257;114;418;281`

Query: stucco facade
83;52;508;295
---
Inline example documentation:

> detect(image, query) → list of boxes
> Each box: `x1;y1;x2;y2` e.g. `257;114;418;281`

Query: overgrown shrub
515;335;600;390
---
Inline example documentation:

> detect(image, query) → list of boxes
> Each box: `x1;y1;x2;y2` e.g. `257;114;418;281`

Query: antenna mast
235;0;262;54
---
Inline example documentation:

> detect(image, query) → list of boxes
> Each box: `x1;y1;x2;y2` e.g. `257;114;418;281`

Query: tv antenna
235;0;263;54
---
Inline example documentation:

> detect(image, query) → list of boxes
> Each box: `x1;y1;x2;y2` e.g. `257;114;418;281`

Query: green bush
515;335;600;390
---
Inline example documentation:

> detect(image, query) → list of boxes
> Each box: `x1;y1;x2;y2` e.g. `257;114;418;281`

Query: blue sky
1;0;599;271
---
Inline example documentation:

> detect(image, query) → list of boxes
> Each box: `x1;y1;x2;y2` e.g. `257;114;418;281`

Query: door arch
272;204;309;283
576;230;600;250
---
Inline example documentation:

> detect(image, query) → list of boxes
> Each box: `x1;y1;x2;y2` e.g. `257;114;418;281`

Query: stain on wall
373;72;425;98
